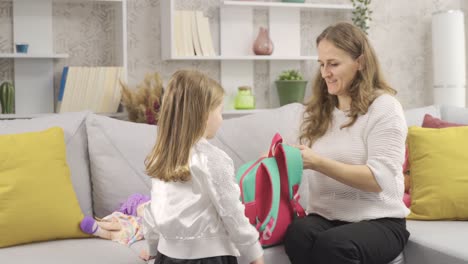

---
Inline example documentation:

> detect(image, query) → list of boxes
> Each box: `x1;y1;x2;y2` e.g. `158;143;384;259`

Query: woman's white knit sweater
142;138;263;262
307;94;410;222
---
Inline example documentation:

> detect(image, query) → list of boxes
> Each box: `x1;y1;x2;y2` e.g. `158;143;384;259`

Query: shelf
0;53;69;59
223;1;353;10
1;0;124;2
223;109;268;118
0;112;127;120
168;55;318;61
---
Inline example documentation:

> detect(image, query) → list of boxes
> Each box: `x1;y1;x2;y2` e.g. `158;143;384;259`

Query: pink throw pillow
422;114;465;128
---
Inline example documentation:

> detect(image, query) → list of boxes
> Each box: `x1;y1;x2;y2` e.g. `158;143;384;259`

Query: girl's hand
139;249;155;261
250;256;265;264
294;145;320;170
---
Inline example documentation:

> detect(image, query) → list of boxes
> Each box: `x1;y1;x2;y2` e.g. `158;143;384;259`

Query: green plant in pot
275;70;307;106
0;81;15;114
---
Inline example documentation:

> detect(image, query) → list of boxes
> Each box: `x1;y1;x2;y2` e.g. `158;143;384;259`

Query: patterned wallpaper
0;0;465;110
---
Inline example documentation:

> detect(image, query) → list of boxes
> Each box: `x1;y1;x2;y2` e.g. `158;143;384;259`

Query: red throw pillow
422;114;465;128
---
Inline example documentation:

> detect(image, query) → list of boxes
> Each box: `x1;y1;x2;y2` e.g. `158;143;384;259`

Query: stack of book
174;10;216;56
57;66;125;113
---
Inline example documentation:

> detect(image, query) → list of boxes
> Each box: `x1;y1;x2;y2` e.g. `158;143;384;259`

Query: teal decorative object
234;86;255;110
15;43;29;53
0;81;15;114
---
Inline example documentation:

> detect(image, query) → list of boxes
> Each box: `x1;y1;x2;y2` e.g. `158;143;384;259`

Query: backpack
236;133;306;247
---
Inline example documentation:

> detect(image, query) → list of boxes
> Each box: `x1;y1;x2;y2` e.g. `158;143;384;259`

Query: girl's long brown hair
145;70;224;182
300;22;396;145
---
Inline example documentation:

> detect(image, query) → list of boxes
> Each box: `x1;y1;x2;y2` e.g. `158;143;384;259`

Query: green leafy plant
277;70;304;81
351;0;372;34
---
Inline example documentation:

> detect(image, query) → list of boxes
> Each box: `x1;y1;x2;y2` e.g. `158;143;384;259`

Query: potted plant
275;70;307;106
0;81;15;114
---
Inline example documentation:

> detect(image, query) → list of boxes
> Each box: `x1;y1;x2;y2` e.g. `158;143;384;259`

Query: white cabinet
160;0;352;113
0;0;127;115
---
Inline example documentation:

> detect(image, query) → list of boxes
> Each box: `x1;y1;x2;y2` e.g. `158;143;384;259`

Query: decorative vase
275;80;307;106
253;27;274;56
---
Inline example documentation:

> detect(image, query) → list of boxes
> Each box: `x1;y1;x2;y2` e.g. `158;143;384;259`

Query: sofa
0;103;467;264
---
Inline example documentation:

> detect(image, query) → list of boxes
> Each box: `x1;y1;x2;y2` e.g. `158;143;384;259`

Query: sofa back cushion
441;105;468;124
0;112;92;216
403;105;441;127
210;103;304;170
86;114;155;217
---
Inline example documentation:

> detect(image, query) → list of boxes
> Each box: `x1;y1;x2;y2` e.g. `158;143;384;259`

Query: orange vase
253;27;274;55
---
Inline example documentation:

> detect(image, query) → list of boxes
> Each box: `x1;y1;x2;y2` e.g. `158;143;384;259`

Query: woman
284;22;410;264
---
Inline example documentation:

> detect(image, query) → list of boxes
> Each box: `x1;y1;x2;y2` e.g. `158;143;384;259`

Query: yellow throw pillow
0;127;88;248
407;126;468;220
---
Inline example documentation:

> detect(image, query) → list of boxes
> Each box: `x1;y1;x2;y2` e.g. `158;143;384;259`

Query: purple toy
116;193;150;216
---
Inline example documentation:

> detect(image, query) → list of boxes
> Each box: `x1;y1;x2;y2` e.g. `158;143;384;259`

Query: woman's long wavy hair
300;22;396;145
145;70;224;182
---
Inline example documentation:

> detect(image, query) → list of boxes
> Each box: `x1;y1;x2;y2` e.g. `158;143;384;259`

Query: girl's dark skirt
153;253;238;264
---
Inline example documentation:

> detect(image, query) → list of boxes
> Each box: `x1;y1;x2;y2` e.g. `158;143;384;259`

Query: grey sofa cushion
440;105;468;124
210;103;304;170
0;111;92;216
86;114;155;217
403;105;440;127
0;238;144;264
405;220;468;264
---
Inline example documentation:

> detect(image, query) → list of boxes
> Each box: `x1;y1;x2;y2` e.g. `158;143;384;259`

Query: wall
0;0;464;110
370;0;462;108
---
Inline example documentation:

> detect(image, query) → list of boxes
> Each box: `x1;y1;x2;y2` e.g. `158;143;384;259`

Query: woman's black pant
284;213;409;264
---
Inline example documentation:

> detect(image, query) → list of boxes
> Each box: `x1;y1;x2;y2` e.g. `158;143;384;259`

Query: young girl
141;70;264;264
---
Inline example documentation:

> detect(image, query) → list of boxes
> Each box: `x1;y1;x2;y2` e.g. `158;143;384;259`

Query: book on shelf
191;11;203;56
174;11;183;56
56;66;69;112
57;66;125;114
174;10;216;57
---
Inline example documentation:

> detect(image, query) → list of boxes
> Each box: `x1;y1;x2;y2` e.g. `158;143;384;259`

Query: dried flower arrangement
120;72;164;125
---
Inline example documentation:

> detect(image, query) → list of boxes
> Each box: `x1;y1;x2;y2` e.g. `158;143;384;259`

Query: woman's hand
294;144;321;170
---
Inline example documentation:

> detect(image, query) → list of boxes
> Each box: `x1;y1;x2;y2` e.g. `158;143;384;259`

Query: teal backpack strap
236;137;282;242
281;144;306;217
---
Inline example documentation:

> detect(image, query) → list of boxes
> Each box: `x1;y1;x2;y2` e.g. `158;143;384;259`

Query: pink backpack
236;133;306;247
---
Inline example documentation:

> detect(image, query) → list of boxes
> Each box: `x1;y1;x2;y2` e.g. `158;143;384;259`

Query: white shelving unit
0;53;69;59
166;55;318;61
160;0;352;114
0;0;127;115
223;1;353;10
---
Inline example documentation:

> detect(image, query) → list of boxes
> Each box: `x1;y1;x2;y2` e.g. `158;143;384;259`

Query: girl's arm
141;202;159;258
196;150;264;264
